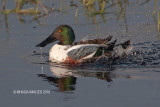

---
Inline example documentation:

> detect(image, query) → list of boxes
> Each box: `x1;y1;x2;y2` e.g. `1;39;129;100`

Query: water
0;0;160;107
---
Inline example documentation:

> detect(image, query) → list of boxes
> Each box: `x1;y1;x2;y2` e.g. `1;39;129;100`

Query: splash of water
32;41;160;72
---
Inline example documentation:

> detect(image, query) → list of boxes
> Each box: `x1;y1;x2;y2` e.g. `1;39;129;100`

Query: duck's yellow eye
59;30;62;32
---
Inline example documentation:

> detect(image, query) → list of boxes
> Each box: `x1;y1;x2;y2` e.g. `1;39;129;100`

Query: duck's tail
81;40;132;63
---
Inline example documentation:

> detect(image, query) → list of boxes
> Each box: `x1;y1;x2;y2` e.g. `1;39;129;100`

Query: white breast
49;44;103;63
49;44;71;63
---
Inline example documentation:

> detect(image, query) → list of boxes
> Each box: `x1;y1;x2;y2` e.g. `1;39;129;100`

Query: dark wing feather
94;40;117;57
67;46;99;60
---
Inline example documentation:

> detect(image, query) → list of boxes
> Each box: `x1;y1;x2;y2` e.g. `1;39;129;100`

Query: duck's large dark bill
36;33;57;47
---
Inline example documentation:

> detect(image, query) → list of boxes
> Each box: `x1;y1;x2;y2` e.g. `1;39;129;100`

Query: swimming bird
36;25;132;64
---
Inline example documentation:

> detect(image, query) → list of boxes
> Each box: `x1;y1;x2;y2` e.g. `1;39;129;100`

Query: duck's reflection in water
38;63;131;92
38;65;77;92
38;74;76;92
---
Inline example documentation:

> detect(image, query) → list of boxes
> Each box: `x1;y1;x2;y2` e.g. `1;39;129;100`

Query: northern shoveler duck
36;25;132;64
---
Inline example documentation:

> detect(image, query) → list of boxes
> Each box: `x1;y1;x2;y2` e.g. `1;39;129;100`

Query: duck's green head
36;25;75;47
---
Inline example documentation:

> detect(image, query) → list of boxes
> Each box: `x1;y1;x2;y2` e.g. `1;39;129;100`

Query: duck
36;25;132;64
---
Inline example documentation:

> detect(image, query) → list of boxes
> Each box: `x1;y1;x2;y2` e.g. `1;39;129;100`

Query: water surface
0;0;160;107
